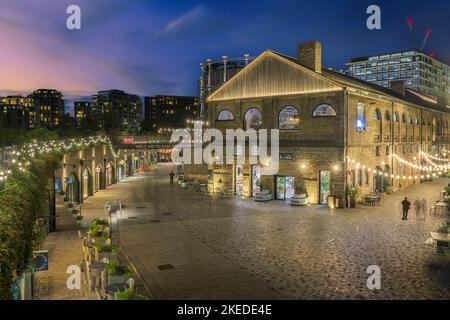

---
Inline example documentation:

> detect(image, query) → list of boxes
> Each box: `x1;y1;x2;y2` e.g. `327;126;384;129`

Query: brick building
206;41;450;205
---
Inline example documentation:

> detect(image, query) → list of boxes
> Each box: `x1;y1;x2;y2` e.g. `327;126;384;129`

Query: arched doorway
106;162;115;187
55;177;62;194
82;168;93;200
66;173;80;204
95;165;104;191
373;166;383;192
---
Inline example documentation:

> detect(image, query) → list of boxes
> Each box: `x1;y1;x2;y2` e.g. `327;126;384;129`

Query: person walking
413;199;421;220
401;197;411;220
169;170;175;184
421;198;427;221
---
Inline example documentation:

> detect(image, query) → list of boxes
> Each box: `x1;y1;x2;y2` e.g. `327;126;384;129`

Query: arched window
409;115;413;124
244;108;263;131
373;108;381;120
312;104;336;117
356;103;366;131
393;112;399;122
385;110;391;121
217;109;234;121
415;117;420;125
278;106;300;130
386;145;390;156
422;119;426;125
401;114;407;123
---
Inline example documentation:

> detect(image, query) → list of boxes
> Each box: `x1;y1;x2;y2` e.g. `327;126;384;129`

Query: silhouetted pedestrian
401;197;411;220
170;171;174;184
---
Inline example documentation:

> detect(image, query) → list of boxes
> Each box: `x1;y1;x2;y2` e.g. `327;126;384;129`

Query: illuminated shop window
278;106;300;130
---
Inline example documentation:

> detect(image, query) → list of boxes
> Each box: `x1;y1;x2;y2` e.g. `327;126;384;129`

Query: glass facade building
346;50;450;104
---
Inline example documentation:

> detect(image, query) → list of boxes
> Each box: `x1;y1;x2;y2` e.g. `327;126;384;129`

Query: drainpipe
344;89;349;207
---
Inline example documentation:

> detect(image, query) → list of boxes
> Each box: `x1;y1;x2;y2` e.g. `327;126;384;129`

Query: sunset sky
0;0;449;112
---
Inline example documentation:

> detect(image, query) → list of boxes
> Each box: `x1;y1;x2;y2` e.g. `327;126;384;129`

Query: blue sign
66;176;73;185
32;250;49;271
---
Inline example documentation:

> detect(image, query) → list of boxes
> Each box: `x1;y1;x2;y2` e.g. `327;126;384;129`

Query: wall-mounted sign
280;153;294;160
32;250;49;271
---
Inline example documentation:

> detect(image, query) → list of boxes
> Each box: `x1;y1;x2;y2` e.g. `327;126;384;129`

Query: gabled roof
209;49;450;113
207;50;343;102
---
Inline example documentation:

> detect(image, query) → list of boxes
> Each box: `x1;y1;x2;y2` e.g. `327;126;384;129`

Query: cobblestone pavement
81;164;450;300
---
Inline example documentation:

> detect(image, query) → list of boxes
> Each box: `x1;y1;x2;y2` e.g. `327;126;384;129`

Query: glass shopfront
235;165;244;195
251;165;261;196
275;176;295;200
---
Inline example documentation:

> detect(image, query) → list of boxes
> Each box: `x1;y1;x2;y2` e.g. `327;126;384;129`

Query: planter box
290;194;309;206
98;252;118;262
108;274;131;285
255;190;272;202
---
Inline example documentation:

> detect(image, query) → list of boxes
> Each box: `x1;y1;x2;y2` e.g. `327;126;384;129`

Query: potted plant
95;243;119;262
254;180;272;202
347;185;360;208
106;260;133;285
436;224;449;234
115;287;147;300
290;178;309;206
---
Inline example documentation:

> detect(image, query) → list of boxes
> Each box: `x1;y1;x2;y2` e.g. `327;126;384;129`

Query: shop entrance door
235;165;244;196
319;171;331;205
251;165;261;197
275;176;295;200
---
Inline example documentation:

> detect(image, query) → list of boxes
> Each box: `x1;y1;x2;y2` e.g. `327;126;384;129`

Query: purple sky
0;0;449;113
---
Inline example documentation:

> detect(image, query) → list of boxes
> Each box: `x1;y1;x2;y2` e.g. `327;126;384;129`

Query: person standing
401;197;411;220
169;171;175;184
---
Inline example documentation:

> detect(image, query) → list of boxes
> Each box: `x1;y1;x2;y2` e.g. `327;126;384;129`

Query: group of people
401;197;428;221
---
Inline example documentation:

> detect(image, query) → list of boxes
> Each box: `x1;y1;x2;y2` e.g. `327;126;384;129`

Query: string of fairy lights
347;149;450;182
0;136;117;182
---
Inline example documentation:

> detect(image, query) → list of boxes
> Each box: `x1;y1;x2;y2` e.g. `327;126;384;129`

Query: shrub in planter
106;260;133;284
347;185;360;208
92;218;109;227
290;178;309;206
436;224;450;234
116;288;147;300
95;243;119;261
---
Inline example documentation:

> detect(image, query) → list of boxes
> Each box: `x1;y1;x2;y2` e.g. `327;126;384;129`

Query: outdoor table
364;196;378;206
430;232;450;255
435;202;447;215
105;283;128;299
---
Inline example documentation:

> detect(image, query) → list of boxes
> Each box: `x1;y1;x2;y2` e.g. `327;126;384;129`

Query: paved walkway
79;164;450;300
32;197;97;300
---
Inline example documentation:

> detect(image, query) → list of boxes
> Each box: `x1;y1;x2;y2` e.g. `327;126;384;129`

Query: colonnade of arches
57;161;116;204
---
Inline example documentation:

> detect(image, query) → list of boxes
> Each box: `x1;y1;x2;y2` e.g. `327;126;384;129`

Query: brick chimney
298;41;322;74
390;80;406;97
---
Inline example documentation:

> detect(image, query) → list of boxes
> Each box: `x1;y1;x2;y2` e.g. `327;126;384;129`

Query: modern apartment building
74;101;92;127
346;50;450;105
27;89;64;128
92;90;141;133
0;96;34;129
143;95;199;134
